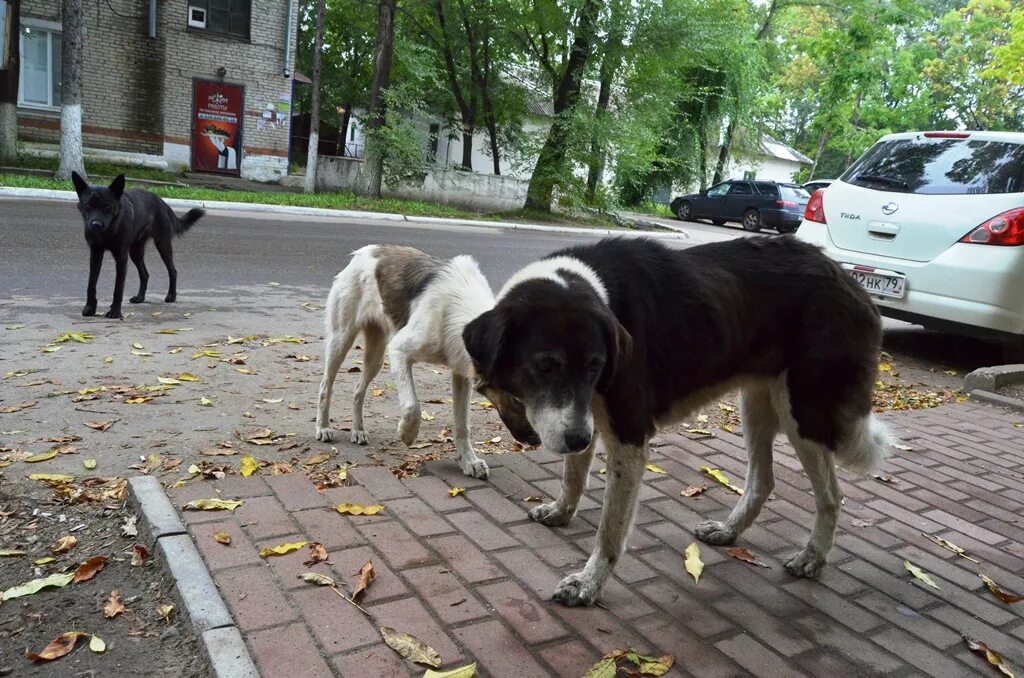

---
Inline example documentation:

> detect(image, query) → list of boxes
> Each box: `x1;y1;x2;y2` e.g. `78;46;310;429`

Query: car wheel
777;224;798;235
677;201;693;221
742;209;763;232
712;219;727;226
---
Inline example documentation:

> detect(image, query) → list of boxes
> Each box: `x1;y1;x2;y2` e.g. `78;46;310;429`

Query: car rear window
841;136;1024;195
754;182;778;196
781;186;810;199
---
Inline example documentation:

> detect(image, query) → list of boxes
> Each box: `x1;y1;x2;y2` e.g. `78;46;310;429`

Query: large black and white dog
463;236;890;606
72;172;204;319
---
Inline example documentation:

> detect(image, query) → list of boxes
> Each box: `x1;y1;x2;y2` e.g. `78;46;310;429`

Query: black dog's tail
175;208;205;235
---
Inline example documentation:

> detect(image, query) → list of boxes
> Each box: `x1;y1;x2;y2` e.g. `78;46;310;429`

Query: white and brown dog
315;245;503;479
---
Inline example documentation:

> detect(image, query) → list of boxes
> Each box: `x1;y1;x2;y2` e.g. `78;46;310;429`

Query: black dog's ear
109;174;126;199
71;171;89;198
463;309;506;380
598;311;633;391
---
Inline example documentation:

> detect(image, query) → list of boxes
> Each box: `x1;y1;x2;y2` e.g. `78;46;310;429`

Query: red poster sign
191;80;244;176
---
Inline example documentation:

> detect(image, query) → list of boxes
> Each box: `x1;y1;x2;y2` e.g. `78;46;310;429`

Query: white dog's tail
324;246;384;336
835;414;892;475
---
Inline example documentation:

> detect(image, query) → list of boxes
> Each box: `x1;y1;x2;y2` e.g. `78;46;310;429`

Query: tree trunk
56;0;84;180
0;0;21;162
711;119;735;185
303;0;326;194
484;107;500;175
434;0;475;171
459;125;474;170
698;126;708;191
524;0;601;212
585;0;623;203
808;129;830;181
363;0;397;197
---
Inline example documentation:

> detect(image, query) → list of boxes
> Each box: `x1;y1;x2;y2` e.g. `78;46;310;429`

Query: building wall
726;156;805;184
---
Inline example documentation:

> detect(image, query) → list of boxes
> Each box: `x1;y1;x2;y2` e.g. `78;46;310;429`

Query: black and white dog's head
72;172;125;236
463;267;631;455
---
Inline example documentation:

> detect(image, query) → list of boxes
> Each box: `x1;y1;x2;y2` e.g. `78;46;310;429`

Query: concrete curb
0;186;686;240
127;476;259;678
963;364;1024;413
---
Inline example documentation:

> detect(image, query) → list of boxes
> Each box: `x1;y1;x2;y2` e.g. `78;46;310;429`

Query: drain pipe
283;0;294;77
149;0;156;38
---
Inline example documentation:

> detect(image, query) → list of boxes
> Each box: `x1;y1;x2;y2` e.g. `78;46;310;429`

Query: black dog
71;172;204;319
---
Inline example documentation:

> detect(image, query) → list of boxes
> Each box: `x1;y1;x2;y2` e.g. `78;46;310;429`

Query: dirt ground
0;282;973;675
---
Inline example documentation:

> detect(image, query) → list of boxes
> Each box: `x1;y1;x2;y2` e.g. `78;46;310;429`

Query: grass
7;155;185;183
0;173;626;229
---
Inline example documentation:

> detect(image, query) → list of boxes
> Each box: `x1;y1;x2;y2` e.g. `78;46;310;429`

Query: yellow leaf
28;473;75;484
235;368;255;375
980;574;1024;604
904;560;940;590
423;664;478;678
131;349;152;356
125;396;152;404
1;572;75;601
300;572;338;587
158;377;181;385
963;635;1015;677
51;535;77;554
721;424;734;434
421;410;436;421
103;356;113;363
635;654;675;676
582;650;627;678
335;503;385;516
199;397;214;407
158;604;174;622
177;372;201;382
700;466;744;495
89;635;106;654
187;464;200;474
25;449;58;463
183;498;243;511
0;549;26;557
645;463;667;474
372;388;386;397
42;345;62;353
214;532;232;545
448;487;466;497
240;455;260;477
262;398;283;404
33;557;56;565
684;543;703;585
192;350;221;360
380;627;441;668
84;459;97;470
259;541;309;557
132;342;144;350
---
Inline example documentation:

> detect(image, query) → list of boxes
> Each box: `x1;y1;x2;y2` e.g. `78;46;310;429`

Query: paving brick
453;620;552;678
466;486;531;525
174;483;233;524
292;507;365;550
534;478;600;512
405;474;473;512
714;596;813;656
923;509;1006;545
350;465;413;500
235;495;298;540
926;606;1024;665
428;534;504;584
596;577;657;620
493;548;566;600
329;545;408;604
839;559;937;610
247;623;333;678
426;459;489;489
331;644;417;678
496;450;554;482
484;465;542;500
507;522;587;568
639;548;729;598
714;632;808;678
266;473;331;511
292;584;380;654
192;521;262;571
711;561;809;618
385;496;456;537
446;510;520;551
638;580;733;638
552;603;648;651
403;565;489;624
782;579;881;633
368;597;463;664
477;580;568;644
255;535;334;590
538;640;600;678
633;616;745;678
871;627;976;678
213;475;273;498
795;614;903;673
355;520;435;570
856;592;960;649
216;566;298;632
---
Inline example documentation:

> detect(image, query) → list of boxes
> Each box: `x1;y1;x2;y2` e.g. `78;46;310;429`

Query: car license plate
841;264;906;299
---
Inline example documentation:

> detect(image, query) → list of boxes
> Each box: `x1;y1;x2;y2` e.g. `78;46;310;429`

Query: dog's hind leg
128;241;149;303
784;435;841;578
315;323;359;443
452;373;488;479
553;435;647;606
153;237;177;303
351;323;386;445
695;382;778;546
529;435;597;527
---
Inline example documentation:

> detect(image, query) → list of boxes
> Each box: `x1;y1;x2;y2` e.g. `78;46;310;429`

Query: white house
724;133;813;184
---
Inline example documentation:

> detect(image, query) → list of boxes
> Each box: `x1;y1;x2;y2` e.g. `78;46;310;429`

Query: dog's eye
587;357;604;373
534;356;557;374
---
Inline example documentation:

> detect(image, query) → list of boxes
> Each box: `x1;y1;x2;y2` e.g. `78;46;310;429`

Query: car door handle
868;221;900;239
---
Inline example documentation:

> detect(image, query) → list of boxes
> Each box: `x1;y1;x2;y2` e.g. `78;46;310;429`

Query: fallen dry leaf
85;421;113;432
158;604;174;622
1;572;75;601
214;532;232;546
645;463;667;475
259;541;308;557
103;590;126;618
26;631;88;662
28;473;75;484
1;400;38;414
25;449;58;463
700;466;744;495
89;635;106;653
684;543;703;585
448;487;466;498
963;635;1015;677
131;545;150;566
84;459;97;470
980;574;1023;604
304;542;328;567
380;627;441;668
183;499;243;511
681;483;708;498
904;560;940;590
300;572;337;587
423;664;477;678
873;473;899;484
240;455;260;477
922;533;978;563
303;452;331;466
51;535;78;554
353;560;375;600
583;649;627;678
335;503;385;516
726;547;770;568
74;555;108;583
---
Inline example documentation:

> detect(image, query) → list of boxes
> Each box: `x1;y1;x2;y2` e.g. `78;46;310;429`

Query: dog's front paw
529;501;574;527
351;429;369;445
694;520;737;546
129;295;145;304
315;426;335;443
553;571;600;607
104;308;123;320
82;304;96;317
398;409;421;447
459;454;489;480
164;293;176;303
784;547;826;578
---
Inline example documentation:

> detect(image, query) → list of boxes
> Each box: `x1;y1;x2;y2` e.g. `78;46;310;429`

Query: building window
18;23;62;109
188;0;251;40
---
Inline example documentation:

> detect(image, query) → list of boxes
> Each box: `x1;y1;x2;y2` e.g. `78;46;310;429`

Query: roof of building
759;134;814;165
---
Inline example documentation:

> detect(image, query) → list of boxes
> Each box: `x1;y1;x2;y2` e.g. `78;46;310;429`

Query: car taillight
803;189;826;223
924;131;971;139
776;200;798;209
959;208;1024;246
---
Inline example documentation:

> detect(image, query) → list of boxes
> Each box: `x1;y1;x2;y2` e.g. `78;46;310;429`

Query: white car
797;130;1024;353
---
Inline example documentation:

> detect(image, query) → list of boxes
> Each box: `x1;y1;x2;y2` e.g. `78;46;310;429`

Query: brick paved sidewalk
167;401;1024;677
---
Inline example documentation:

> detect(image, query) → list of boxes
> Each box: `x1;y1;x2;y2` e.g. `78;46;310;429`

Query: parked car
802;179;835;193
797;130;1024;352
670;180;810;233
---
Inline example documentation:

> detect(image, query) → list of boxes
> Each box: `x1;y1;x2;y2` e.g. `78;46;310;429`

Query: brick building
15;0;299;181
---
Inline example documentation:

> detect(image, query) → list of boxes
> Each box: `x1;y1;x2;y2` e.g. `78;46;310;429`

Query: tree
0;0;20;162
303;0;326;194
362;0;398;197
55;0;84;180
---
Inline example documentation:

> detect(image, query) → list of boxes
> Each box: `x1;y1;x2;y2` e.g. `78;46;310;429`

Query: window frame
727;182;754;196
186;0;251;41
17;18;62;111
